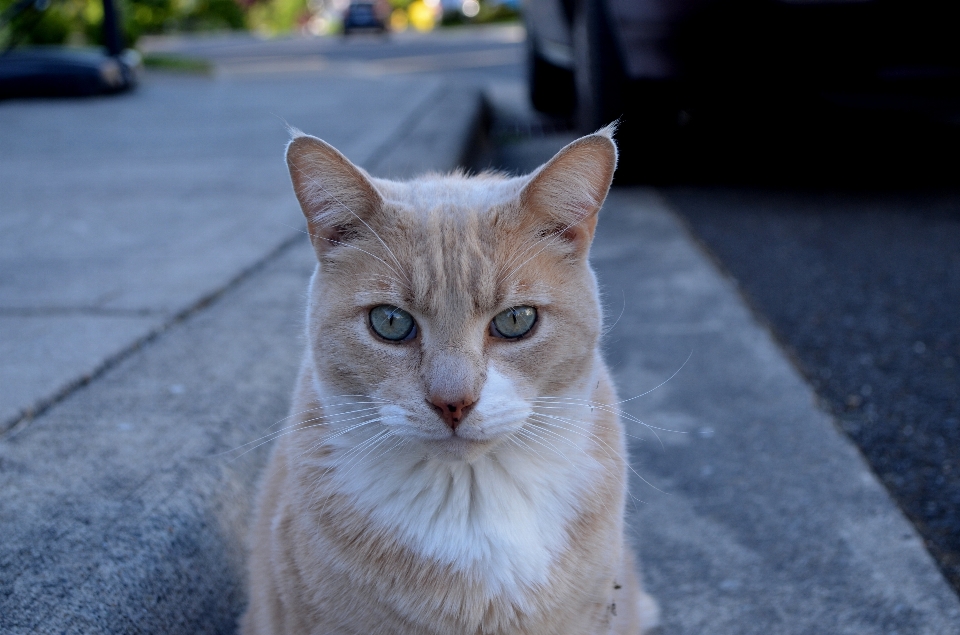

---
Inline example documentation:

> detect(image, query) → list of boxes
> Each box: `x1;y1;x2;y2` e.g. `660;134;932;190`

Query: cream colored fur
241;127;659;635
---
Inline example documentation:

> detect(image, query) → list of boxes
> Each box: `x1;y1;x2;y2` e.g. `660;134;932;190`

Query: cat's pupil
492;306;537;339
370;305;415;342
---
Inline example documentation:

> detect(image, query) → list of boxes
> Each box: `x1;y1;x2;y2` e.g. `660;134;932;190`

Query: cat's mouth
428;431;498;462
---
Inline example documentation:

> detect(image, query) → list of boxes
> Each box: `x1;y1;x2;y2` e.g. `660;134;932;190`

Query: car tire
527;34;575;116
572;0;625;134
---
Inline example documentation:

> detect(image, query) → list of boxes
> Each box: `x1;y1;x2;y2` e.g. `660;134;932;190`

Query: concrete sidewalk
0;71;479;432
1;48;958;633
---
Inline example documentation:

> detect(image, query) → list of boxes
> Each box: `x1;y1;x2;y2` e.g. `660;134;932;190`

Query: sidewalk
0;70;479;432
1;36;958;633
0;64;483;632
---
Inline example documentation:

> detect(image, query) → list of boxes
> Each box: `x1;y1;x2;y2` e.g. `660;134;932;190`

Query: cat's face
287;130;617;462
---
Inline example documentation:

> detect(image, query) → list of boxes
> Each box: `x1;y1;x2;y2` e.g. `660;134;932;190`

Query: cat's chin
426;434;499;463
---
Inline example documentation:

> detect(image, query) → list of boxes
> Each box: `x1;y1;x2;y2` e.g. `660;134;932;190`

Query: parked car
343;0;390;34
524;0;960;147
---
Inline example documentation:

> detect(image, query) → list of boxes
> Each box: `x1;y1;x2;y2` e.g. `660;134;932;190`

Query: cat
240;125;660;635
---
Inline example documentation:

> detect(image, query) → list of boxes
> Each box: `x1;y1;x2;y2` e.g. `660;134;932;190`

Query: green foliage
142;51;212;71
440;1;518;27
2;0;80;46
245;0;306;35
0;0;518;51
1;0;248;48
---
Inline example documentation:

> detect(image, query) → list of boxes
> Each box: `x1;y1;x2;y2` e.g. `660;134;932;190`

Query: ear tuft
594;120;619;141
285;134;382;257
518;128;618;256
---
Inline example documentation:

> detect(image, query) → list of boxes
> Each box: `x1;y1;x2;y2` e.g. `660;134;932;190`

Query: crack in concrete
0;232;302;439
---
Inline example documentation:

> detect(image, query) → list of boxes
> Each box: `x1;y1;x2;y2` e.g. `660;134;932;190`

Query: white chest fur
317;375;604;600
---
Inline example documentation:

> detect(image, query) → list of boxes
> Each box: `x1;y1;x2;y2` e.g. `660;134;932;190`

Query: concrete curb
367;84;486;180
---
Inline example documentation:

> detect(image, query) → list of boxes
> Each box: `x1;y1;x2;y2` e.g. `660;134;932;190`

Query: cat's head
287;128;617;462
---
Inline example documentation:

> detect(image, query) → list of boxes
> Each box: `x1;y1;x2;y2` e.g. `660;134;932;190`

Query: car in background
343;0;390;34
524;0;960;173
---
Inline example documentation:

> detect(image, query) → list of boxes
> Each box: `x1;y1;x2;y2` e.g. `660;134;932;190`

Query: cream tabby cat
241;126;659;635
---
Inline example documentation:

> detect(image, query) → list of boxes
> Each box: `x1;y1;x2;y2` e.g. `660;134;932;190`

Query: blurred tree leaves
0;0;517;48
1;0;248;47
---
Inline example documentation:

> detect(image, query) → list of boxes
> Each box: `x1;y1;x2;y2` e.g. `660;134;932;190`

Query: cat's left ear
518;124;618;258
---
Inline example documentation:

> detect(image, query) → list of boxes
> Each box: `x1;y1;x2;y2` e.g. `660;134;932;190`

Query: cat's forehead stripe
404;202;499;316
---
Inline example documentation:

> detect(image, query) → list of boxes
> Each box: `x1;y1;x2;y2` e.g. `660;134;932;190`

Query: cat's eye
491;306;537;339
369;305;416;342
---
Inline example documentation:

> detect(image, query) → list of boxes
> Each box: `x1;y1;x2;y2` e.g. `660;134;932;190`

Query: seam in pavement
0;231;303;440
2;84;487;440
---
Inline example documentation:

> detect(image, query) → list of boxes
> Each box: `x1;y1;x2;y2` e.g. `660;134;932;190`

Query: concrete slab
0;241;315;634
0;313;164;425
0;71;478;431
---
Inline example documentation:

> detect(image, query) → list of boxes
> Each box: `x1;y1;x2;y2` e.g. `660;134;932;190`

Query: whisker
314;429;395;519
227;406;383;455
516;428;620;515
286;220;406;287
530;399;684;435
601;288;626;337
529;415;665;496
497;206;595;286
614;351;692;406
530;405;660;439
527;414;620;460
259;393;390;433
297;417;386;463
228;414;384;461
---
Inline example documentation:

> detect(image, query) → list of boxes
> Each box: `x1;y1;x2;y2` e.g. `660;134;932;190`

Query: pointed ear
286;133;383;257
518;125;618;257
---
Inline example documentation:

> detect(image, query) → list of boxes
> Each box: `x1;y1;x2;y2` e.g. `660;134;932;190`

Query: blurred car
524;0;960;136
0;48;140;100
343;0;390;34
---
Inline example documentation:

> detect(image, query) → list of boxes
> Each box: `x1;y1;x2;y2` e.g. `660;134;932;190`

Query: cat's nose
428;395;476;431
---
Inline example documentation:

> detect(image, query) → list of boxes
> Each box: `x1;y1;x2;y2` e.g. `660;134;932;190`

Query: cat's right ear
517;125;618;259
286;133;383;257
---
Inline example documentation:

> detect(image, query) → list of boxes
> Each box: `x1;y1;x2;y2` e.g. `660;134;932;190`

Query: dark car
525;0;960;148
343;0;389;34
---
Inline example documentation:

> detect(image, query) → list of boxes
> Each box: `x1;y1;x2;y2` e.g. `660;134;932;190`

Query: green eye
370;305;416;342
491;306;537;339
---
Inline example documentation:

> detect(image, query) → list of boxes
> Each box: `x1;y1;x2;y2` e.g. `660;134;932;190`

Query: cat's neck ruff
310;376;606;600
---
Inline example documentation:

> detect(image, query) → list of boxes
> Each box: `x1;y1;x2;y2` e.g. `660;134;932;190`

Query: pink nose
428;395;476;430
